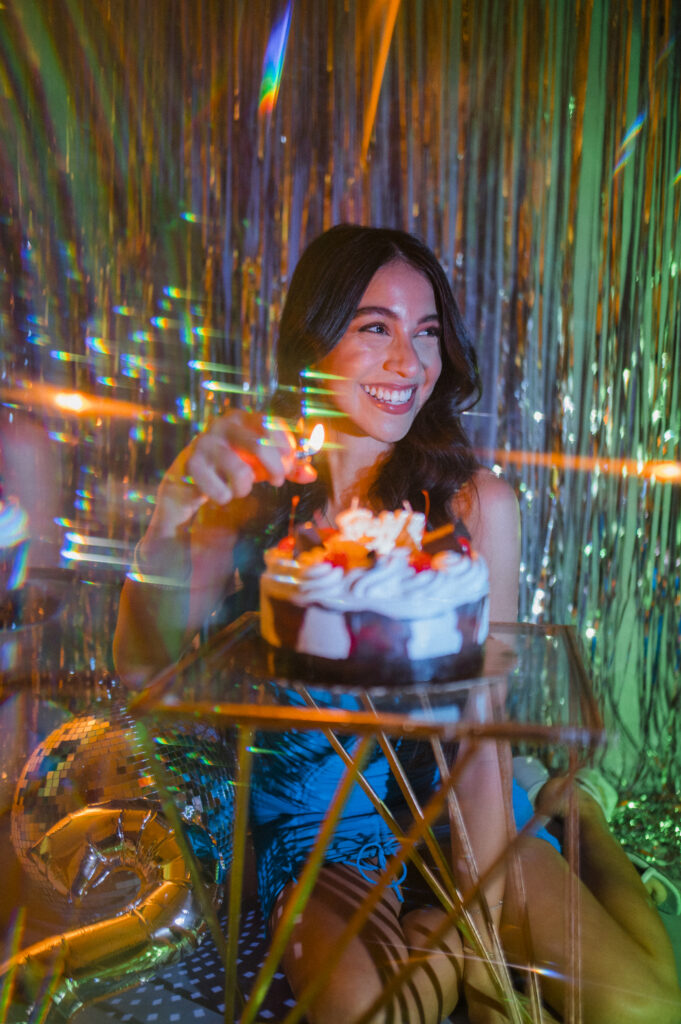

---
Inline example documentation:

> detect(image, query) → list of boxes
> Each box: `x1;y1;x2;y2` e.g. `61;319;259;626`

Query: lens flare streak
360;0;402;167
490;449;681;484
0;383;155;421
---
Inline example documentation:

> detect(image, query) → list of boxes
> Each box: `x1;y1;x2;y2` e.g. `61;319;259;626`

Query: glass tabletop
129;612;604;755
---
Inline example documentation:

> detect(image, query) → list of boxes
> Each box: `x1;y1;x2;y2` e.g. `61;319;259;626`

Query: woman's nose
384;332;421;376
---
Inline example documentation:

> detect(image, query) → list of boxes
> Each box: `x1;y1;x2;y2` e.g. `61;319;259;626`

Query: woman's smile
360;383;417;411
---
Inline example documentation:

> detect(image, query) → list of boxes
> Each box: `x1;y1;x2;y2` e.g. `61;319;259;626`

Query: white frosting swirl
263;544;488;619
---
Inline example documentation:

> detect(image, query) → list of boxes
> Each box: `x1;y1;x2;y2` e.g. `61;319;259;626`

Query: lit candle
288;494;300;539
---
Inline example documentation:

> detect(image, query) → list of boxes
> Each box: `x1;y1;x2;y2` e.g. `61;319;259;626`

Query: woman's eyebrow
353;305;440;323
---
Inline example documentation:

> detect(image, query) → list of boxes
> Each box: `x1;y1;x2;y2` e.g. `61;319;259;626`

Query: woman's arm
112;494;244;688
454;468;520;622
113;410;315;688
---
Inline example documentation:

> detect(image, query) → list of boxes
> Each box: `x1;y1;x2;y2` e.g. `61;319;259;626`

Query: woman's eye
359;322;388;334
416;326;441;339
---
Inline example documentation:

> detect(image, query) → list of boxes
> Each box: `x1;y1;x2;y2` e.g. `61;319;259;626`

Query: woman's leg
502;779;681;1024
274;863;464;1024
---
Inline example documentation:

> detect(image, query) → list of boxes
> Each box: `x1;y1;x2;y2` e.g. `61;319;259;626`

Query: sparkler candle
287;494;300;541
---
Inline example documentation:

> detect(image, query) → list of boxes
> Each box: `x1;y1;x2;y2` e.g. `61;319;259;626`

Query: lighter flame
295;421;325;460
308;423;325;454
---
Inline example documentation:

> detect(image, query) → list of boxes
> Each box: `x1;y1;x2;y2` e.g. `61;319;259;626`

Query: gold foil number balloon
2;705;235;1022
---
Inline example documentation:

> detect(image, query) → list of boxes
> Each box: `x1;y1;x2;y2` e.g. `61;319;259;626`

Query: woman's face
315;260;442;445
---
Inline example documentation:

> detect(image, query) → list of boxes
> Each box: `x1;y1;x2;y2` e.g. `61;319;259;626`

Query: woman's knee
300;967;387;1024
277;870;407;1024
281;895;464;1024
584;973;681;1024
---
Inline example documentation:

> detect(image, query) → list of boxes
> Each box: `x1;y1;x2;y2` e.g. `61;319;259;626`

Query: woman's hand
148;409;317;539
114;409;318;685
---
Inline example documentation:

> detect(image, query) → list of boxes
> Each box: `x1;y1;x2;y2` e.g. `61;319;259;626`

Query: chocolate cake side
262;596;487;687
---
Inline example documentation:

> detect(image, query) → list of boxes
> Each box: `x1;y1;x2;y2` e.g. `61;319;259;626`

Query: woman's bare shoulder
451;467;519;532
472;467;519;521
451;468;520;621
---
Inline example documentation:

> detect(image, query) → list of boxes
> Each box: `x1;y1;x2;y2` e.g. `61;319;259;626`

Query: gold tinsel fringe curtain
0;0;680;791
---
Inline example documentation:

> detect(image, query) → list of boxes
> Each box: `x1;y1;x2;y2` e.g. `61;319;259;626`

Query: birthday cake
260;503;489;685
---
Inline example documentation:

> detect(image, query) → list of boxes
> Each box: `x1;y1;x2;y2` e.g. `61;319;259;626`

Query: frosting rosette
262;505;488;619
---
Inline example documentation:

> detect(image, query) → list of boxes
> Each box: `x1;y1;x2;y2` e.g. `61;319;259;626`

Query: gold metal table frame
128;613;604;1024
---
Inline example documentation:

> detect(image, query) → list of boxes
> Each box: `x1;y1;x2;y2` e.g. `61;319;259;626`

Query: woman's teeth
362;385;414;405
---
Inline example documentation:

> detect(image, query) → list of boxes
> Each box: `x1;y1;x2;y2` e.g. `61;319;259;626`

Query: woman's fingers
156;410;318;530
197;411;299;490
233;414;295;486
187;433;256;503
286;459;318;485
213;411;320;488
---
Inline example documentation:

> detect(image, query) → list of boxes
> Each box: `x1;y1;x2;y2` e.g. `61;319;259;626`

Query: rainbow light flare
0;907;26;1018
619;110;646;149
258;1;293;117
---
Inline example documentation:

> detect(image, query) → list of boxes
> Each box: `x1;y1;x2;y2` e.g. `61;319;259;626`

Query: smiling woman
113;224;680;1024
